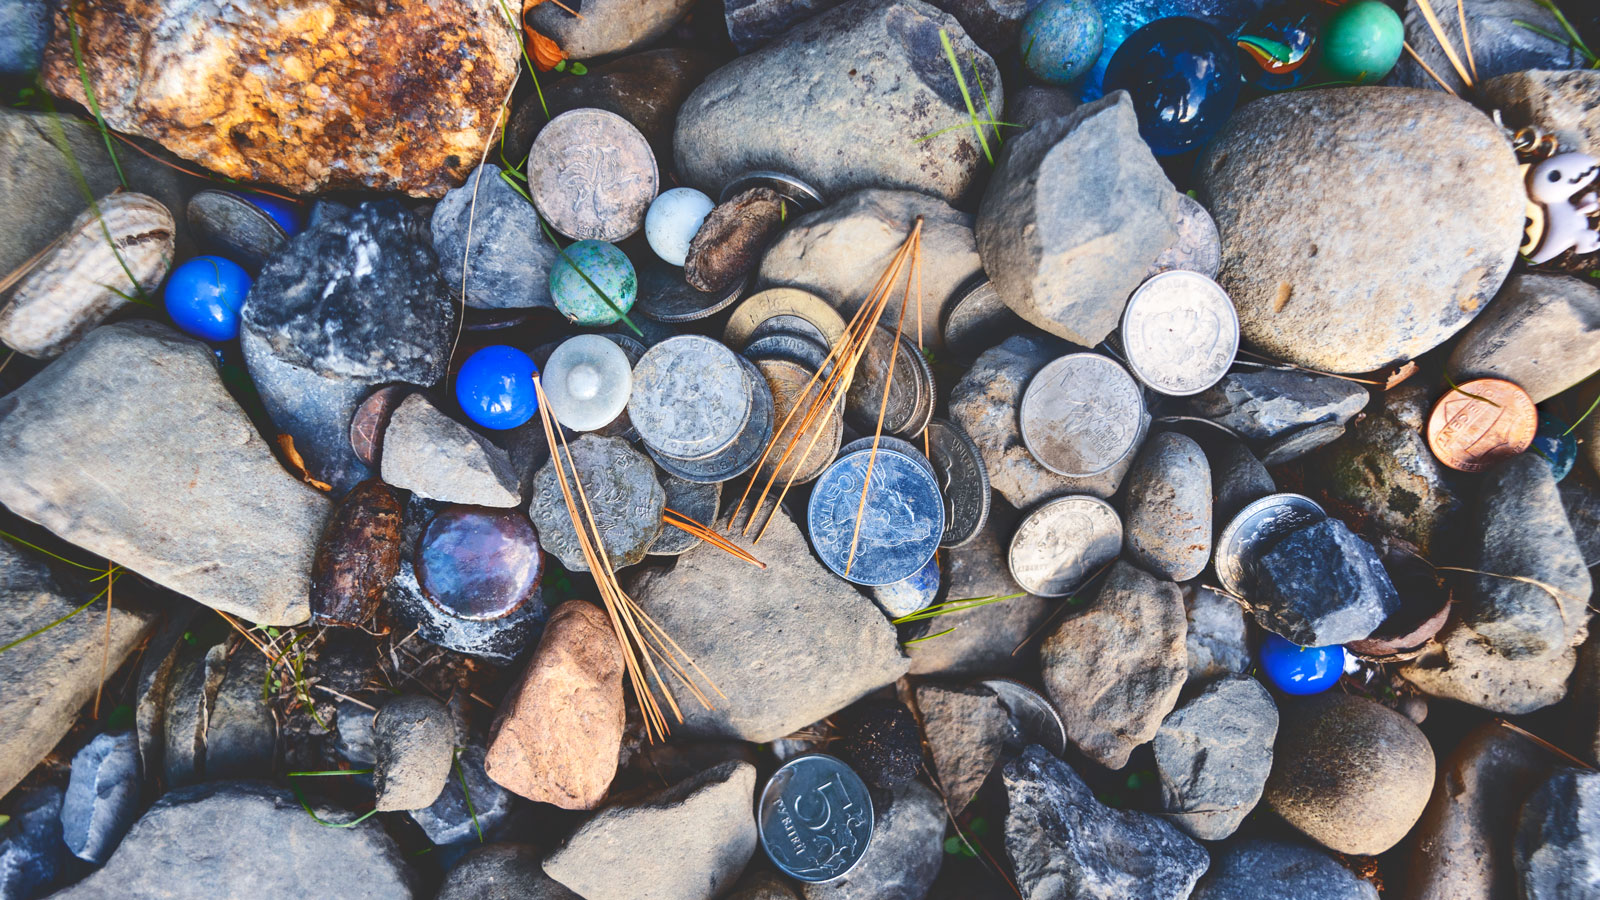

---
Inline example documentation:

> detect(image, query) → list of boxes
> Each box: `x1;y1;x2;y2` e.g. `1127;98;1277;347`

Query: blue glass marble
233;192;301;235
1260;632;1344;695
1104;16;1243;156
1531;411;1577;481
1236;9;1320;90
1081;0;1261;100
164;255;252;341
455;345;538;430
1021;0;1105;86
549;240;638;327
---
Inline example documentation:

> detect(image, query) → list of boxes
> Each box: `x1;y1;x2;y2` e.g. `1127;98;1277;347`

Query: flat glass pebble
645;187;714;267
1260;632;1344;695
455;345;538;430
235;192;302;235
1021;0;1104;85
549;240;638;326
1235;9;1320;91
1531;411;1577;481
415;506;543;621
164;255;252;341
1104;16;1241;157
1319;0;1402;84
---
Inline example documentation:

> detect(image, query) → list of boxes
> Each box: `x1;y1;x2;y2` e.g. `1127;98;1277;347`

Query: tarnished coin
1120;270;1239;396
743;332;832;373
758;754;873;883
1426;378;1538;473
635;257;748;323
1214;493;1326;598
844;326;926;438
629;335;752;461
648;475;722;556
1146;192;1222;280
187;189;288;270
979;678;1069;758
528;434;666;572
1020;353;1146;477
349;385;408;468
1007;495;1122;598
725;288;848;351
758;358;842;485
647;356;775;484
925;417;991;549
838;435;937;482
722;170;825;214
527;108;659;242
941;277;1025;358
808;449;944;586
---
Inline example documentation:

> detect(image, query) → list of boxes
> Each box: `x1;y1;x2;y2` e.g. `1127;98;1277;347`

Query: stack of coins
628;335;775;484
725;287;847;370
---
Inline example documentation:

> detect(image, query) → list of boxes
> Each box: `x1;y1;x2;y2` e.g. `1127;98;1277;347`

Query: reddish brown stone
42;0;519;197
310;479;402;626
684;187;785;293
485;601;625;809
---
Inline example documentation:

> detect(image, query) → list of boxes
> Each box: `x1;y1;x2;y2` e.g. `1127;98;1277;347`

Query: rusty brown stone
310;479;402;626
684;187;785;293
485;600;625;809
41;0;519;197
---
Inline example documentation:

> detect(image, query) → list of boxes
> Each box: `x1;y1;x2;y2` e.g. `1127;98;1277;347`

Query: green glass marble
1320;0;1403;84
549;240;637;326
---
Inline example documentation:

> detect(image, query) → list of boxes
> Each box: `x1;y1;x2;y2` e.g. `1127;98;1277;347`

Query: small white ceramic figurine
1523;151;1600;264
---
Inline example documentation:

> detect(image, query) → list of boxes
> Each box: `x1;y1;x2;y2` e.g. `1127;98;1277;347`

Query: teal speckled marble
1022;0;1105;85
549;240;637;326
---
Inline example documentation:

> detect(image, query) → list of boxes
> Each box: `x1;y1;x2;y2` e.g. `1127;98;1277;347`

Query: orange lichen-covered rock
41;0;519;197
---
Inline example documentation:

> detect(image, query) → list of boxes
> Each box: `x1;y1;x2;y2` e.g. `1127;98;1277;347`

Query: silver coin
647;356;775;484
725;288;848;351
979;678;1069;758
871;554;940;618
905;333;937;437
635;257;749;323
528;434;666;572
186;189;288;270
1147;193;1222;280
1008;495;1122;598
758;754;873;883
1020;353;1146;477
1214;493;1327;598
1120;270;1239;396
925;417;991;549
527;108;659;242
743;332;831;373
844;326;925;438
757;358;842;486
807;449;944;586
1259;421;1347;467
838;435;937;482
941;277;1025;358
629;335;752;461
722;170;825;213
648;475;721;556
750;314;832;349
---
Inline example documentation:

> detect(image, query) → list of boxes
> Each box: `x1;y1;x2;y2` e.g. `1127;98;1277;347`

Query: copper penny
349;385;409;469
1425;378;1537;472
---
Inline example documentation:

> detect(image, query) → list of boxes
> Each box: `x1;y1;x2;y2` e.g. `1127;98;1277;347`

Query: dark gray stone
1481;69;1600;160
925;0;1027;59
1559;478;1600;569
1007;85;1081;131
1123;431;1212;582
334;700;379;768
977;92;1179;347
1446;274;1600;404
1182;370;1369;442
725;0;844;52
380;394;523;508
1183;584;1251;683
410;743;513;848
916;683;1007;813
799;780;944;900
1155;675;1278;841
439;844;580;900
49;781;414;899
1208;439;1275;530
61;731;141;864
1462;454;1591;660
1581;627;1600;767
430;163;558;311
538;49;718;161
202;640;275;780
1251;518;1400;646
0;787;70;900
240;327;372;494
372;695;454;812
1193;839;1378;900
1515;768;1600;900
1003;745;1208;900
1391;0;1581;95
526;0;695;58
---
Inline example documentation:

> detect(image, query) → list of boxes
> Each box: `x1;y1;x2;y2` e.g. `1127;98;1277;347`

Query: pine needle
663;509;766;568
1414;0;1475;87
1402;41;1461;96
1457;0;1478;81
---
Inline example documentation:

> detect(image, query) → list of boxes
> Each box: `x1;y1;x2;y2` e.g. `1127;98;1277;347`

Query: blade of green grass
1563;391;1599;435
536;218;643;337
64;0;125;188
0;530;105;571
904;627;956;645
892;591;1027;625
940;29;992;166
0;579;114;654
287;768;374;777
915;121;1018;143
1532;0;1596;60
289;785;379;829
972;58;1002;147
495;0;548;121
454;749;484;844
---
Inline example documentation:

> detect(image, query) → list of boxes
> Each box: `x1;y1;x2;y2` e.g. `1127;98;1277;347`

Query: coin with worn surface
979;678;1069;758
925;417;990;549
941;277;1026;358
350;385;408;469
722;170;825;214
527;108;659;242
758;358;842;486
758;754;873;883
629;335;752;460
808;449;944;586
187;189;289;270
648;475;722;556
1146;192;1222;280
647;356;775;484
1120;270;1239;396
838;435;937;482
635;257;749;323
1007;495;1122;598
743;332;832;373
844;326;926;438
1020;353;1146;477
528;434;666;572
1214;492;1326;598
871;555;940;618
1426;378;1538;473
725;288;848;350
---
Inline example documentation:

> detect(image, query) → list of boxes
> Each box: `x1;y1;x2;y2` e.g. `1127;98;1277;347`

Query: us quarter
528;435;666;572
758;754;873;883
980;678;1069;758
629;335;752;461
1007;495;1122;598
1020;353;1146;477
1120;270;1239;396
1146;192;1222;280
807;449;944;586
647;356;775;484
1214;493;1327;598
527;108;658;242
925;417;990;549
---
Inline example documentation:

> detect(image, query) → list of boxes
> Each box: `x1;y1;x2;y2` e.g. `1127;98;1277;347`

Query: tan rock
486;601;625;809
42;0;519;197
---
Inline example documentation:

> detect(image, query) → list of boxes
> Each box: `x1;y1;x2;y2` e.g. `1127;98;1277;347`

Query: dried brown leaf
275;434;333;492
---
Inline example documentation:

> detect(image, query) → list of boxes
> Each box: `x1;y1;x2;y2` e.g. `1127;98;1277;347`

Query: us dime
1008;495;1122;597
1120;270;1239;396
629;335;752;461
941;277;1025;358
1214;493;1327;598
925;417;990;549
528;435;666;572
1146;193;1222;280
725;288;847;350
758;358;841;486
527;108;659;242
758;754;873;883
807;449;944;586
635;257;748;323
980;678;1069;758
1020;353;1146;477
648;475;721;556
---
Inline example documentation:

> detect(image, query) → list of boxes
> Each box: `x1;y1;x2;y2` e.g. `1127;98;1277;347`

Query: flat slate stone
1154;675;1278;841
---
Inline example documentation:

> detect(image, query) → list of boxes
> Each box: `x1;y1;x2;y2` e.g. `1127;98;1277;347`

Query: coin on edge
1019;353;1146;477
1120;269;1239;396
980;677;1070;758
925;417;991;549
1146;192;1222;280
1007;495;1122;598
527;108;659;242
1425;378;1538;473
1214;492;1326;599
648;475;721;556
350;385;408;469
758;754;873;883
758;358;842;486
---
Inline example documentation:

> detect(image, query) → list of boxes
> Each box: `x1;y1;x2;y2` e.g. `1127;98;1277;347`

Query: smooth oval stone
1320;0;1403;84
645;187;714;267
1260;632;1345;695
415;506;544;621
1123;431;1213;582
549;240;638;326
1104;16;1241;157
1021;0;1104;86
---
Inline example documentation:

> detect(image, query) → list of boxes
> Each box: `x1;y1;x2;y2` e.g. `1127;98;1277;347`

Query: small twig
449;75;519;384
1497;719;1596;770
314;684;375;710
1235;349;1386;385
1009;558;1119;656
